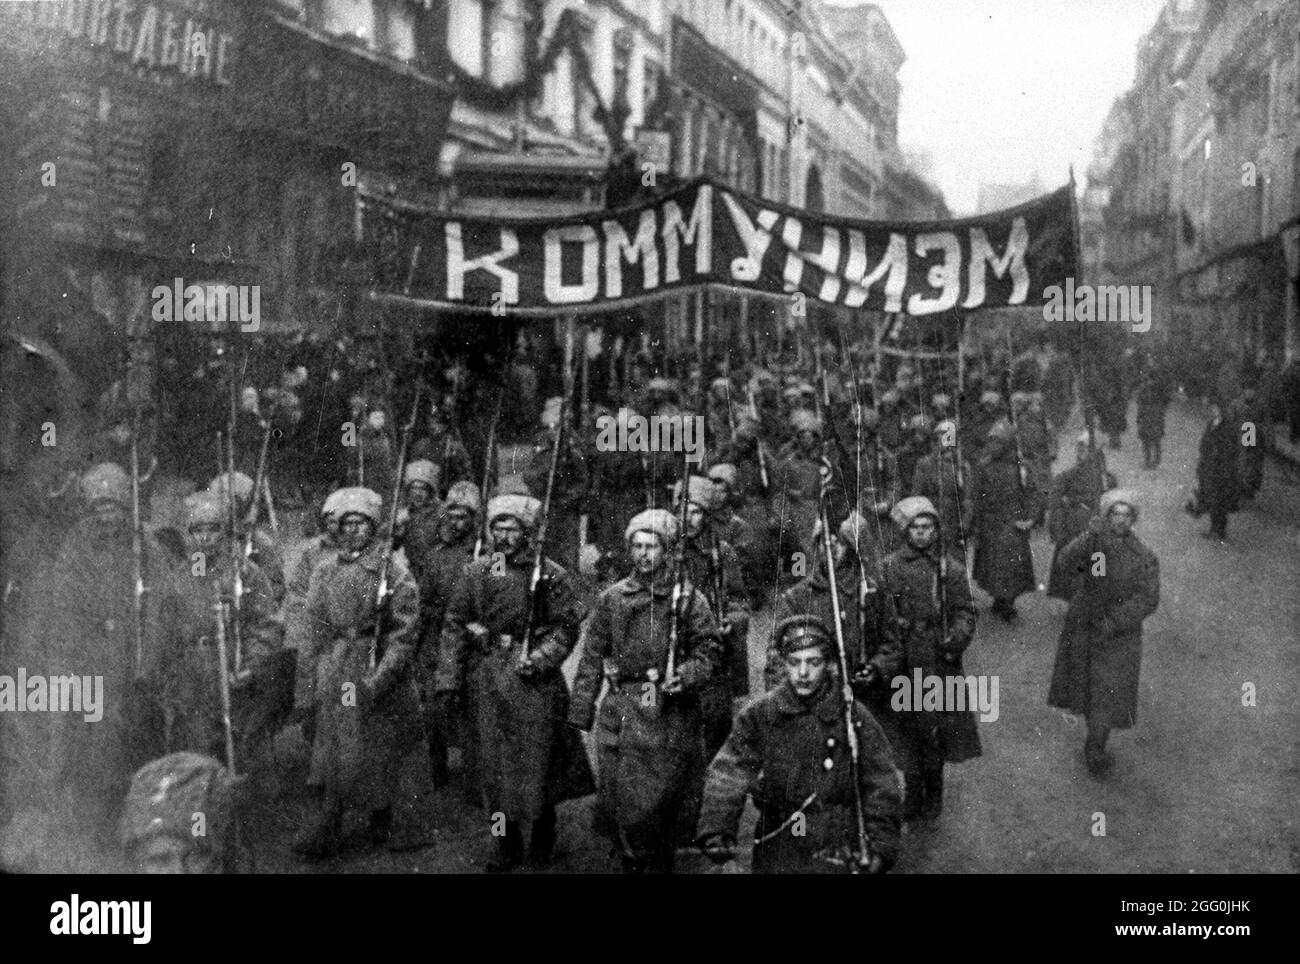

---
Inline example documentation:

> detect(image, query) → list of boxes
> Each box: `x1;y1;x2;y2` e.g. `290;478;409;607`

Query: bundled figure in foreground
696;614;902;874
1048;489;1159;777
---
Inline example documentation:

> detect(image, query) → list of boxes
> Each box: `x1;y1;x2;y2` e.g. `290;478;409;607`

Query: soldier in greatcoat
1048;489;1159;776
434;494;594;872
568;509;722;873
697;614;903;874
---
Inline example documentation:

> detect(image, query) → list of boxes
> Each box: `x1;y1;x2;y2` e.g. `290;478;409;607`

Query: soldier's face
189;522;224;553
490;517;526;556
684;503;707;538
1107;505;1135;537
709;478;731;505
829;533;848;567
135;835;216;875
91;501;128;537
629;531;666;576
446;507;473;539
405;482;433;509
340;514;375;553
907;516;938;550
784;644;830;697
797;430;818;450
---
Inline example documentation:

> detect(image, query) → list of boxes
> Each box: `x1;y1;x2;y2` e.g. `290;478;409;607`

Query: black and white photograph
0;0;1296;907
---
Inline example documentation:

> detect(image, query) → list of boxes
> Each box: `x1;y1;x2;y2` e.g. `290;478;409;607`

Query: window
380;2;417;63
447;0;486;76
320;0;376;46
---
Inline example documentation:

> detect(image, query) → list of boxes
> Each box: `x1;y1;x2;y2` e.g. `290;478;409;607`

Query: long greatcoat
881;543;981;764
1047;527;1159;728
436;553;594;821
568;572;722;861
696;679;903;874
972;445;1040;601
1196;415;1241;516
301;542;422;812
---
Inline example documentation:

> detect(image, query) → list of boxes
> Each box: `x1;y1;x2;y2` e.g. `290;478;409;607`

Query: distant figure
1194;402;1241;542
1135;371;1172;469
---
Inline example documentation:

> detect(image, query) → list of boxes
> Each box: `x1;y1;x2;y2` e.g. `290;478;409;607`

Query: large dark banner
368;178;1078;317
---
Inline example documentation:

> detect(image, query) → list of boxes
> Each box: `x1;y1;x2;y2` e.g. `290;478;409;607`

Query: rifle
817;446;873;873
664;446;691;685
241;419;274;566
746;387;771;497
217;429;245;673
211;592;238;773
474;375;507;560
370;382;424;671
129;407;146;678
519;319;576;670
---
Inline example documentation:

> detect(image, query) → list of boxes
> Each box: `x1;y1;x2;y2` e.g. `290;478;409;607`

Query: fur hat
184;491;228;528
403;459;440;491
790;410;822;435
333;487;383;523
210;471;254;504
672;475;719;512
1099;488;1138;520
891;495;939;531
444;481;481;514
625;508;679;547
120;752;237;864
487;494;542;530
80;462;131;508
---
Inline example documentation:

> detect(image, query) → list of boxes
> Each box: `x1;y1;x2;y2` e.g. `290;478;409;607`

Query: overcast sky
844;0;1168;214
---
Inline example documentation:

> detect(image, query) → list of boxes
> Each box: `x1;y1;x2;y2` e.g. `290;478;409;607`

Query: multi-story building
1096;0;1300;362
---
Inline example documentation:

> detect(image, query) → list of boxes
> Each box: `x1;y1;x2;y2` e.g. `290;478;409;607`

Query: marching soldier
771;410;826;576
589;406;652;583
673;475;751;758
41;463;179;837
120;751;242;874
705;463;767;608
397;459;443;572
697;614;903;874
910;420;975;558
410;480;481;792
210;471;286;605
523;398;588;572
167;491;284;762
881;497;981;823
411;402;473;495
434;494;593;872
293;487;425;858
765;514;903;705
286;491;345;745
1046;433;1113;600
846;405;901;565
971;422;1041;622
1048;489;1159;776
568;508;722;873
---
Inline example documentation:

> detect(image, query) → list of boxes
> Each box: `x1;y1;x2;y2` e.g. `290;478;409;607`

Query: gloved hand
852;665;879;687
700;834;736;865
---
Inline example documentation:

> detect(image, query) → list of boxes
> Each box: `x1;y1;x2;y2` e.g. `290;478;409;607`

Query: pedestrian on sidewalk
1193;402;1241;541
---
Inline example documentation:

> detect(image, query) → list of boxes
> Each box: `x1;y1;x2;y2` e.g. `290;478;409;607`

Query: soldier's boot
293;796;343;860
485;821;523;873
526;806;557;866
920;765;944;823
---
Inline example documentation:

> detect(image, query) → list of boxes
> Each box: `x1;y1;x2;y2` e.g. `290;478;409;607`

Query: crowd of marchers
5;321;1283;875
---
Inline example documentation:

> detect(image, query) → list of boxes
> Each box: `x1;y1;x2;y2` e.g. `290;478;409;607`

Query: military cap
934;420;958;446
403;459;440;490
907;413;932;433
838;509;872;553
80;462;131;508
931;392;952;410
487;494;541;530
210;471;255;504
979;390;1002;407
120;752;235;862
774;614;834;655
672;474;719;512
444;480;481;514
333;487;383;523
1099;488;1139;520
184;491;227;529
891;495;940;531
625;508;678;547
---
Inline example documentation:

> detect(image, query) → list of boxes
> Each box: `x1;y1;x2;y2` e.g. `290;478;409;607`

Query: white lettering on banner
807;226;843;302
661;185;713;284
603;210;660;298
544;225;601;303
721;191;777;282
908;231;961;315
445;223;519;303
963;219;1030;308
781;217;805;290
843;230;908;311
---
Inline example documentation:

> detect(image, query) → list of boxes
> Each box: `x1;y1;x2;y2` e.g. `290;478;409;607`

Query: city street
237;398;1300;874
